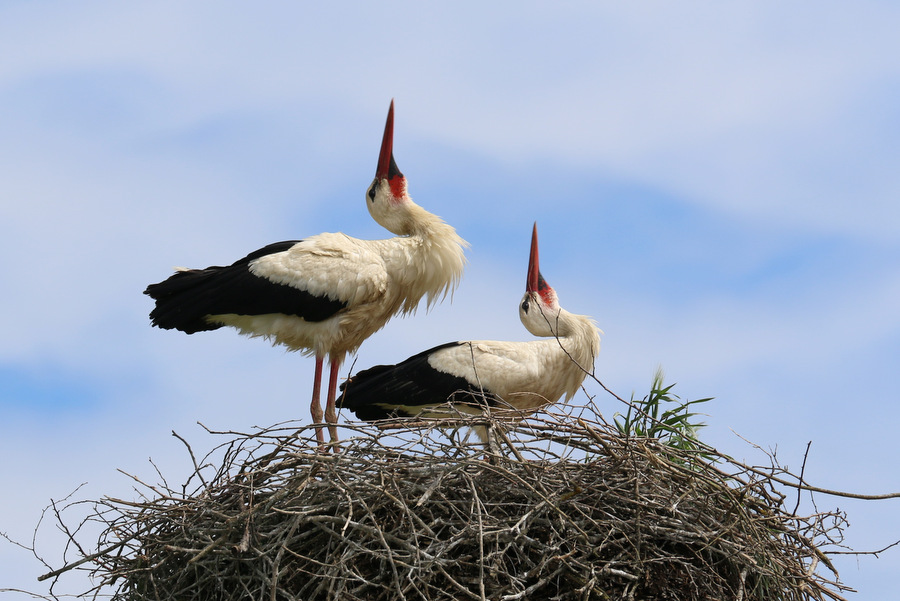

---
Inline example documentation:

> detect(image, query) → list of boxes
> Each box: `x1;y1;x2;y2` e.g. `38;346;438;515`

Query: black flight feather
144;240;347;333
337;341;503;421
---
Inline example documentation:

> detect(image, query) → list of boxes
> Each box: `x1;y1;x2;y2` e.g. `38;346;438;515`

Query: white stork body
337;224;600;436
144;102;467;445
211;223;465;358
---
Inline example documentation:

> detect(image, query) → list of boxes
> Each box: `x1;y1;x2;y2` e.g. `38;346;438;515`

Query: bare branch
20;407;880;600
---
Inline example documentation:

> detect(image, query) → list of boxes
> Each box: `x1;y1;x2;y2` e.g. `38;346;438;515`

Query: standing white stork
336;223;600;439
144;101;468;446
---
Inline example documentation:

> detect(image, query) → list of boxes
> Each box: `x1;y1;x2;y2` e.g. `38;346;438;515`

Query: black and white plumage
337;223;601;437
144;101;468;446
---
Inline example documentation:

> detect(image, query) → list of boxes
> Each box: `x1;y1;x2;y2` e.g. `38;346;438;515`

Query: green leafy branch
613;367;713;454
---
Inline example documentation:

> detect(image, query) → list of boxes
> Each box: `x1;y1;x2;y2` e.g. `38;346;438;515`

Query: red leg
325;357;342;445
310;355;325;447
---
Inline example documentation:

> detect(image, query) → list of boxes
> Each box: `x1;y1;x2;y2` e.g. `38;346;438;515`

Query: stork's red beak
527;222;541;293
376;100;403;180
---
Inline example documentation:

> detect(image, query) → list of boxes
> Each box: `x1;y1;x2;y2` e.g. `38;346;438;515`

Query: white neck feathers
381;203;468;314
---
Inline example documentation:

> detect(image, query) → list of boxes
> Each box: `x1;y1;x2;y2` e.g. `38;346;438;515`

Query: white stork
337;223;601;439
144;101;468;446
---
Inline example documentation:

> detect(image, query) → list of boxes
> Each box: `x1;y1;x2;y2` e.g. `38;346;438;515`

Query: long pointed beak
527;222;541;292
376;100;396;179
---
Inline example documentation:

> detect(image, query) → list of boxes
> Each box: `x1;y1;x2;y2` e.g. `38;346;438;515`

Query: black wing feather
337;342;502;421
144;240;347;333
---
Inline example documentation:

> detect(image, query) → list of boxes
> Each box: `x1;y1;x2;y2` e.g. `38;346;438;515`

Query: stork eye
367;183;376;202
521;299;530;314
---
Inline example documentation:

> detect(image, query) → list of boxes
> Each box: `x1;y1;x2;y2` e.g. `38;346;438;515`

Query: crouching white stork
144;101;468;446
337;223;601;441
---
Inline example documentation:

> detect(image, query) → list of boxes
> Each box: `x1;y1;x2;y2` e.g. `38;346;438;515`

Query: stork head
366;100;413;234
519;223;562;336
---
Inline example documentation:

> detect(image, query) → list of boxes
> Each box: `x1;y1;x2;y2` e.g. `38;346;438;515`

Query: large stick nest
39;405;855;601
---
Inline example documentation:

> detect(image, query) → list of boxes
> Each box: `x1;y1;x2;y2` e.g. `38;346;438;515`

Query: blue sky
2;2;899;597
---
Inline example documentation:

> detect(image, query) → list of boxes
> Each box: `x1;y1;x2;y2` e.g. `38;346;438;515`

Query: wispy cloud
2;2;899;597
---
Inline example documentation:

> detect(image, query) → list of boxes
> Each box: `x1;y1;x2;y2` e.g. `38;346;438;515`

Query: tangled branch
31;402;874;601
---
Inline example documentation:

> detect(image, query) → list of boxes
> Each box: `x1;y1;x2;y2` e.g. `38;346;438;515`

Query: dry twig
29;406;872;601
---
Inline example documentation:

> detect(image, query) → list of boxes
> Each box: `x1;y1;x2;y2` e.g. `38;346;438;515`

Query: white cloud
2;2;899;596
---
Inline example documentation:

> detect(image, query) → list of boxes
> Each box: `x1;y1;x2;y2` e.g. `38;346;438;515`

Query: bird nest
33;402;861;601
